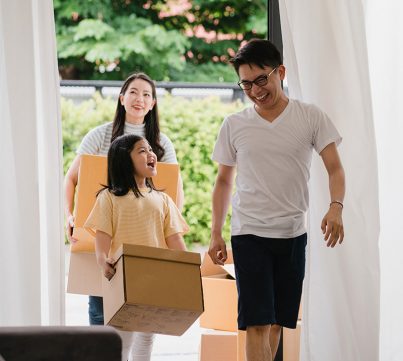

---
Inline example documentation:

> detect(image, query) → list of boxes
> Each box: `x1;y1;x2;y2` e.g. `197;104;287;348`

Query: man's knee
247;325;271;336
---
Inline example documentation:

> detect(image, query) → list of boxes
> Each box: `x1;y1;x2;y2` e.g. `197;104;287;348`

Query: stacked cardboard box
199;330;246;361
283;321;301;361
199;249;303;361
198;251;246;361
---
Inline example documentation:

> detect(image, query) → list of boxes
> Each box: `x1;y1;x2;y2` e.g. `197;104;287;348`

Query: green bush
62;94;245;247
62;93;115;171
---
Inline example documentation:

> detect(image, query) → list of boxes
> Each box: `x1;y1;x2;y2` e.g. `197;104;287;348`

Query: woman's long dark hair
99;134;157;198
111;72;165;161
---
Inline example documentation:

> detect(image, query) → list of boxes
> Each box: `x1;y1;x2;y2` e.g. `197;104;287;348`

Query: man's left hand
321;204;344;247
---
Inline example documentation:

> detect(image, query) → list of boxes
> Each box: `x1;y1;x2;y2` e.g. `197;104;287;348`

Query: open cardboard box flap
112;243;201;266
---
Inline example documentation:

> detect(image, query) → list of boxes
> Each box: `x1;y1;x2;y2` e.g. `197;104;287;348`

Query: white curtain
280;1;381;360
365;2;403;361
0;0;64;325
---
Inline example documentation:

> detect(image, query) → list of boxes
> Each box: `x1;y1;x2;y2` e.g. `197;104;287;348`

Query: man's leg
246;324;282;361
246;325;272;361
269;324;282;359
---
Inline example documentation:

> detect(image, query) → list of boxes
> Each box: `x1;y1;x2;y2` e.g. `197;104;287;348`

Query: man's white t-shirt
212;99;342;239
77;122;177;163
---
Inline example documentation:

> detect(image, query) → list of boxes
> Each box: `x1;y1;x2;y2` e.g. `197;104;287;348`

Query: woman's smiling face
120;78;156;124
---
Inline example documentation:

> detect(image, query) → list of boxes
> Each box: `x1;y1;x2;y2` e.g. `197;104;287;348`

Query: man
208;39;345;361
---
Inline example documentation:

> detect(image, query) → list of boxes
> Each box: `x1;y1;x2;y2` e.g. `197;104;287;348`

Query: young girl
84;134;188;361
64;72;184;327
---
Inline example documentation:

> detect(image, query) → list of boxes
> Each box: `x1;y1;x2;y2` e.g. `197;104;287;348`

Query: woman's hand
65;213;78;243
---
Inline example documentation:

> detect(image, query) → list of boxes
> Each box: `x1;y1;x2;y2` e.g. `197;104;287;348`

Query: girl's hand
99;257;116;280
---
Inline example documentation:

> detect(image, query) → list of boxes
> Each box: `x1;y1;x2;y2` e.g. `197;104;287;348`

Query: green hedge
62;93;245;247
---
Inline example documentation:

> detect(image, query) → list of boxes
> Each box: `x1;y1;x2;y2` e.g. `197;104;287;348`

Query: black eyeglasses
237;67;278;90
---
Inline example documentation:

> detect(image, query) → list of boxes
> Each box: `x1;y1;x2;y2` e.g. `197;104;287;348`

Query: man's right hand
208;232;228;265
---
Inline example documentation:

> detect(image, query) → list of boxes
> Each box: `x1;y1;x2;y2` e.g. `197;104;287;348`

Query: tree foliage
54;0;267;82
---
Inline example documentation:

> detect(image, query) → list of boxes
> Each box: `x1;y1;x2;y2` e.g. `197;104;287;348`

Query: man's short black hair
230;39;283;74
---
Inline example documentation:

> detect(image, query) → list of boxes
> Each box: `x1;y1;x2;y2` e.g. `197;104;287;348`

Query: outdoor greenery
62;94;245;247
54;0;267;82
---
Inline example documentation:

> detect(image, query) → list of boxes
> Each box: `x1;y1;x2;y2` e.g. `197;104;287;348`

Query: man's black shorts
231;233;307;330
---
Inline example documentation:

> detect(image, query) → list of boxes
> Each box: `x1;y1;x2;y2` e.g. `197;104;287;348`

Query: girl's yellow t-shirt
84;188;189;257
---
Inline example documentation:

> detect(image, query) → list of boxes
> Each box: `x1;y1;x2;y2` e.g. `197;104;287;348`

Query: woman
64;72;184;328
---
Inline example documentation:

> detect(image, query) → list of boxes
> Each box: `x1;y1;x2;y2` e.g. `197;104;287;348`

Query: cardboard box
72;154;180;252
66;252;103;296
67;155;180;296
102;243;204;336
199;330;246;361
198;250;302;332
237;330;246;361
298;298;302;320
283;322;301;361
199;251;238;332
199;332;237;361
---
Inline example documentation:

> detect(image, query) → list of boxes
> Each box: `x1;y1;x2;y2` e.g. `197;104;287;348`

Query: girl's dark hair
100;134;157;198
230;39;283;74
111;72;165;161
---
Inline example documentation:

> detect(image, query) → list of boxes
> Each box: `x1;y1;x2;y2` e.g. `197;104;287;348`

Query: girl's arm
95;230;115;280
166;233;187;251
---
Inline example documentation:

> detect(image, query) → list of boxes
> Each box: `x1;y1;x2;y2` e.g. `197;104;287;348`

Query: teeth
256;94;266;100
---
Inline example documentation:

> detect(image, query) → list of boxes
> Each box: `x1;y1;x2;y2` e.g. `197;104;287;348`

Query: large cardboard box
199;251;238;332
283;322;301;361
66;251;103;296
67;155;180;296
102;243;204;336
71;154;180;252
